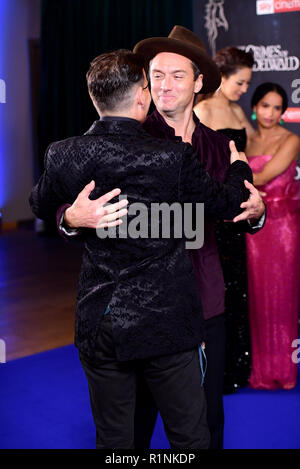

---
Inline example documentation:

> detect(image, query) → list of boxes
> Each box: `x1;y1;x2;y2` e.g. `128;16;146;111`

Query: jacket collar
84;117;144;137
145;109;200;141
100;116;139;123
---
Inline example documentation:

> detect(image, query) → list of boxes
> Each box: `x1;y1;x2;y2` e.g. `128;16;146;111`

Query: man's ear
136;85;147;108
194;74;203;94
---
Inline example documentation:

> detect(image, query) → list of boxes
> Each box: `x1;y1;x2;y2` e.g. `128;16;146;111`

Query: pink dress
246;156;300;390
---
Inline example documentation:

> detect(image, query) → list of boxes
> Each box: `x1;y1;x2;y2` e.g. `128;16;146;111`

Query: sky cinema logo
257;0;300;14
0;78;6;103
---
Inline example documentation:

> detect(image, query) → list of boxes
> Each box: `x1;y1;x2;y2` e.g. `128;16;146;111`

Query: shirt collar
149;109;200;139
100;116;140;124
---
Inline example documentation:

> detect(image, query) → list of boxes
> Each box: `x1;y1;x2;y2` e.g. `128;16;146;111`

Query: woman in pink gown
246;82;300;390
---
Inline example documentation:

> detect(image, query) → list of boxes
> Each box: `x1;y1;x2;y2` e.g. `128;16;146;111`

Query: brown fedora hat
133;25;221;94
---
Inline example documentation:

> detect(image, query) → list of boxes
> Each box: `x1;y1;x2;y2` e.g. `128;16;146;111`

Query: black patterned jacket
29;117;252;361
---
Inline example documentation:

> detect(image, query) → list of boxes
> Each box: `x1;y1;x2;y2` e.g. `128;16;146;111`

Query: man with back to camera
59;26;266;449
30;48;253;449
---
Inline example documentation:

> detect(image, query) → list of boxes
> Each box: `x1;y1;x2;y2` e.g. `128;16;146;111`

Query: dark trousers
80;314;210;449
203;314;225;449
134;314;226;450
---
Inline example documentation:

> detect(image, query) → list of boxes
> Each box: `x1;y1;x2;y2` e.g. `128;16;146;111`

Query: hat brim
133;37;221;94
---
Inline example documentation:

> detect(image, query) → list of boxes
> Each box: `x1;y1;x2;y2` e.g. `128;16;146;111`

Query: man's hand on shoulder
64;181;128;229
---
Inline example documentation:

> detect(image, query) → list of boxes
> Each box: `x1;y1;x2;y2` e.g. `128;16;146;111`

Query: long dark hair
251;82;288;114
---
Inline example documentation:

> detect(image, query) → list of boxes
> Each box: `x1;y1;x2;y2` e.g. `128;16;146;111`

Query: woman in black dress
194;47;255;393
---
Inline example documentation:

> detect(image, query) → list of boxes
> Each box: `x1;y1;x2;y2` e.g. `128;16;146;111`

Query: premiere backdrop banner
193;0;300;140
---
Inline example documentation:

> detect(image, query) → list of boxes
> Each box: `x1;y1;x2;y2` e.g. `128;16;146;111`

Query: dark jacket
144;110;263;319
30;117;252;361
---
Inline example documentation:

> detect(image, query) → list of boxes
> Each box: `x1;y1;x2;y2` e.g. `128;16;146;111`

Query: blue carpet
0;345;299;449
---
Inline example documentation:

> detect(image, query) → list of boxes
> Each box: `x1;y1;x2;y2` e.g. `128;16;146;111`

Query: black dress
215;127;251;393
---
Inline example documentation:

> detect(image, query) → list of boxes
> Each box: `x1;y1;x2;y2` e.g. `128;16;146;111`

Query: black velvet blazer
30;118;252;361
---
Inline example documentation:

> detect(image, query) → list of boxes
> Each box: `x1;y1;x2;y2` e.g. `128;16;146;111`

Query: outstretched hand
64;181;128;229
233;179;265;223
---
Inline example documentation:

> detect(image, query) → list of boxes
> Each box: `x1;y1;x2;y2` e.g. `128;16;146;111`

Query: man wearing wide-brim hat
58;26;266;449
134;24;221;94
132;25;266;450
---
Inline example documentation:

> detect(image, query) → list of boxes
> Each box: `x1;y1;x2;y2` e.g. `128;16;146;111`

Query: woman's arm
253;133;300;186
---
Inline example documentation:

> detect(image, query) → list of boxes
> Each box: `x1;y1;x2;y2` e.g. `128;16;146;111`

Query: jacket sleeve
29;145;71;222
55;203;85;241
178;144;253;220
228;205;267;234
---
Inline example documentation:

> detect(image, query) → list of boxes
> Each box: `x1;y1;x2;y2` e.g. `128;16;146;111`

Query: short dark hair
191;60;201;81
251;82;288;114
86;49;146;112
213;46;254;78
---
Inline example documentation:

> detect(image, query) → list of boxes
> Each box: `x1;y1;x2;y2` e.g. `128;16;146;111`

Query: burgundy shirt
143;110;231;319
